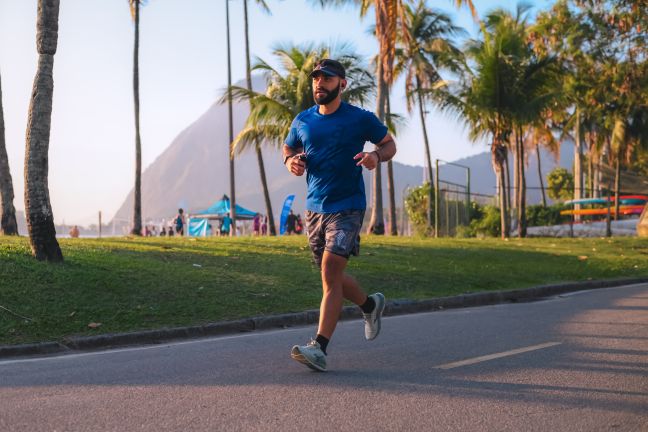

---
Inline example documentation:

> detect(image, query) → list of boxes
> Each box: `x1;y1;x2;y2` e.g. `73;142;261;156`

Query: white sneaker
363;293;385;340
291;340;327;372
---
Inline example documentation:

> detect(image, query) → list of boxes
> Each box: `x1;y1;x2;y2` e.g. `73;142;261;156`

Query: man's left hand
354;151;379;170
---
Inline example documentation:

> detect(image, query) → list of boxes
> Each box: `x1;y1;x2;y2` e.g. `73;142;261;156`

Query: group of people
252;213;269;236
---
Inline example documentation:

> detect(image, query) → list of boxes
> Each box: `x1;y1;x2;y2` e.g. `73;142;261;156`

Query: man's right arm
283;144;305;176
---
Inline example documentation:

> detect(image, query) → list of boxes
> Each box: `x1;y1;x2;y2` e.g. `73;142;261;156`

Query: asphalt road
1;284;647;431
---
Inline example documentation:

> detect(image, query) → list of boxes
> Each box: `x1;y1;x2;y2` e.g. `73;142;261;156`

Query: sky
0;0;548;225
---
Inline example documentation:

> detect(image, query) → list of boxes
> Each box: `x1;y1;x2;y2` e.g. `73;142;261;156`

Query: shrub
526;204;569;226
405;183;434;236
469;205;501;237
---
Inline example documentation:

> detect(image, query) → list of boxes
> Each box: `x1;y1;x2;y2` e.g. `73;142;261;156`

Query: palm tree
128;0;146;236
224;42;375;161
24;0;63;261
311;0;476;234
225;0;236;235
523;121;560;207
0;71;19;235
242;0;277;235
437;5;542;238
394;1;465;231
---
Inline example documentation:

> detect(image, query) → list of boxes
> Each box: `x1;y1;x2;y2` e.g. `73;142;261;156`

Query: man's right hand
286;154;306;176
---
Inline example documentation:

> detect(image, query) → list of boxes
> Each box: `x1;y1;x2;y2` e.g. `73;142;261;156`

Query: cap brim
309;69;338;78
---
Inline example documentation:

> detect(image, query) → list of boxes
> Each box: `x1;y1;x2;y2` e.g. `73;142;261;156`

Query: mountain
112;77;574;226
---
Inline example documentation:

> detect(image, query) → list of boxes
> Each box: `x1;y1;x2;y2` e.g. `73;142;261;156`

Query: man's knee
321;252;347;286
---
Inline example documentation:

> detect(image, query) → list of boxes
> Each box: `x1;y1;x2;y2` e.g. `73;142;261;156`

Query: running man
283;59;397;371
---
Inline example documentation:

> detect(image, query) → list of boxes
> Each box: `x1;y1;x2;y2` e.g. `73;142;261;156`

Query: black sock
360;296;375;314
315;334;329;355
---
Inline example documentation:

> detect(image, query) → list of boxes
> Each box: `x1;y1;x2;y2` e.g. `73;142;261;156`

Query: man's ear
341;79;347;89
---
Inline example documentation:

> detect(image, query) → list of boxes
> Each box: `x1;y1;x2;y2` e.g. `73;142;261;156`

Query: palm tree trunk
131;0;142;236
385;94;397;236
416;78;434;229
512;136;518;213
573;108;583;221
586;135;593;199
493;143;509;239
243;0;276;236
0;72;18;235
226;0;237;235
368;61;385;235
518;127;527;238
504;147;511;234
24;0;63;262
614;157;621;220
536;145;546;207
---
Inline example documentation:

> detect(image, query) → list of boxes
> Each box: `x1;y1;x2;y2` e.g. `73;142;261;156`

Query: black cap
309;59;346;79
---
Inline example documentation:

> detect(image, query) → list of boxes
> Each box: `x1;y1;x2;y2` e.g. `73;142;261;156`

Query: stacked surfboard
561;195;648;217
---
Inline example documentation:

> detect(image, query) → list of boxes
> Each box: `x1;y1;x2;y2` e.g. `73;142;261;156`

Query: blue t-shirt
285;102;388;213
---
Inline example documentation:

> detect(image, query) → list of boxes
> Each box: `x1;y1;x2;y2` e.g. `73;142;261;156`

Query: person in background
261;215;268;236
253;213;261;236
160;227;167;237
174;208;185;236
295;214;304;235
69;225;80;238
286;209;298;235
221;214;232;236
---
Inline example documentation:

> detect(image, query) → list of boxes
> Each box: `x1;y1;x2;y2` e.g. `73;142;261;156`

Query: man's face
312;73;345;105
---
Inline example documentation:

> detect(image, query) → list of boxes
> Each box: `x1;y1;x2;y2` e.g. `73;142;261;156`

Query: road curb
2;277;647;360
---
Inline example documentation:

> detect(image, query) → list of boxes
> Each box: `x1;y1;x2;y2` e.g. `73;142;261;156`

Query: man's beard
314;83;341;105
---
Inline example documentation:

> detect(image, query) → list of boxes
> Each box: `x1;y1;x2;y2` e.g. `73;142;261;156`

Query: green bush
468;205;501;237
405;183;434;236
526;204;569;227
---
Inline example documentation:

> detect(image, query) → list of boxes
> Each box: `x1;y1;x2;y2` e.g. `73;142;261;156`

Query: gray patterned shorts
305;209;365;268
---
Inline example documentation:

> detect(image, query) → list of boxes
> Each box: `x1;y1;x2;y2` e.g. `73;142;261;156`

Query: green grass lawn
1;235;647;345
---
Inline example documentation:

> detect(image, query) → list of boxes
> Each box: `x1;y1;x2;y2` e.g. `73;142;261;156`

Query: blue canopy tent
193;195;257;219
188;195;257;236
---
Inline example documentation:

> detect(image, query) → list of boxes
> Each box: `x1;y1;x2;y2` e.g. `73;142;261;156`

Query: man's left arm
373;133;396;163
354;133;397;170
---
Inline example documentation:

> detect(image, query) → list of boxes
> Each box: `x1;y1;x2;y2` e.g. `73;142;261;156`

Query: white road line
435;342;562;370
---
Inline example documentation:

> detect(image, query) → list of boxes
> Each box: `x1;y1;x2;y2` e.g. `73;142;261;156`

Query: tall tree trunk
368;61;385;235
493;143;509;239
243;0;275;236
416;78;434;229
614;157;621;220
24;0;62;262
536;144;546;207
504;147;511;234
130;0;142;236
518;126;527;238
225;0;237;235
512;135;518;212
586;135;594;199
0;72;18;235
593;155;600;198
573;108;583;221
385;94;397;235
